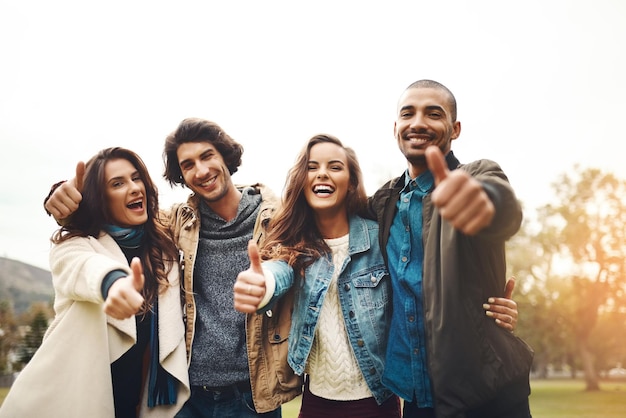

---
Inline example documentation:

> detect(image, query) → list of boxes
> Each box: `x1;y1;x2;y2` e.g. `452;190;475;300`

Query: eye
201;151;215;161
307;164;318;171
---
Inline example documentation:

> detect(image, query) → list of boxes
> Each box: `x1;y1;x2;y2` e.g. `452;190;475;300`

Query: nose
409;112;428;130
129;180;141;194
194;161;209;178
316;167;329;178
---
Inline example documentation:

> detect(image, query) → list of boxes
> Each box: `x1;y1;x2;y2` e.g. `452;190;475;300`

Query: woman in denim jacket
235;134;400;418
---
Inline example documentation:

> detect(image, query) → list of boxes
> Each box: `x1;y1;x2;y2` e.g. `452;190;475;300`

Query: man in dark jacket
369;80;533;418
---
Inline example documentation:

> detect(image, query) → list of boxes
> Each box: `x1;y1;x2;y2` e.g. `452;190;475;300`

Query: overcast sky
1;0;625;270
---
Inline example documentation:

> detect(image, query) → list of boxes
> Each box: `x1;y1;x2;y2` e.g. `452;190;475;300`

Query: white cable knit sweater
305;234;373;401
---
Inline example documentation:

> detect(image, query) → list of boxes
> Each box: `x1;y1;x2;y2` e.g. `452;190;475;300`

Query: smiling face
177;141;234;204
104;158;148;227
394;86;461;177
304;141;351;219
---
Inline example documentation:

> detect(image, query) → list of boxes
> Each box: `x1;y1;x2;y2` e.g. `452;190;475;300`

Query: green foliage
509;166;626;390
15;310;49;370
0;301;19;374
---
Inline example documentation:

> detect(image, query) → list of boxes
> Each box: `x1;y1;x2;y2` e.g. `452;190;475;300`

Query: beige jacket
0;233;190;418
164;184;301;413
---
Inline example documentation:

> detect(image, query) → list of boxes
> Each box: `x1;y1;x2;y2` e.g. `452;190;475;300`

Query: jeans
174;385;282;418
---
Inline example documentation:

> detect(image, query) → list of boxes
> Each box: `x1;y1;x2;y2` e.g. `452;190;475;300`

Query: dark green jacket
369;152;533;417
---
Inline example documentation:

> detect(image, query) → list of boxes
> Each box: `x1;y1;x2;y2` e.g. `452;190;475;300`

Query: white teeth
313;185;334;193
127;199;143;208
200;177;216;187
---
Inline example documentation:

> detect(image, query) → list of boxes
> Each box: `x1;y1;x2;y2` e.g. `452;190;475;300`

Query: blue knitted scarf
104;224;178;407
103;224;145;249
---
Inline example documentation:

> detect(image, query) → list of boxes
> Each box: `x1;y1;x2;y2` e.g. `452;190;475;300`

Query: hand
103;257;145;319
484;277;518;331
426;146;495;235
233;240;267;313
45;161;85;221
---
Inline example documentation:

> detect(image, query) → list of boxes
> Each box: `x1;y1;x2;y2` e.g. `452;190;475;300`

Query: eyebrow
399;104;446;114
180;148;214;167
425;105;446;113
308;159;346;165
107;171;140;184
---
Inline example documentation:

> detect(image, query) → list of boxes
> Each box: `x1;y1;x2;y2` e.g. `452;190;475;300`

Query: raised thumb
74;161;86;192
248;240;263;274
130;257;144;291
425;146;449;185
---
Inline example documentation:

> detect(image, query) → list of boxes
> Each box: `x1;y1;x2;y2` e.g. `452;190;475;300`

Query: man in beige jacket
43;118;300;417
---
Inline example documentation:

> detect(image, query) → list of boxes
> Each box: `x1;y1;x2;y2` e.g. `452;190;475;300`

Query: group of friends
0;80;533;418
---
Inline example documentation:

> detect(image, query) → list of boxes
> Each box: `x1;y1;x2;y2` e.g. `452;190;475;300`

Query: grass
1;379;625;417
527;379;626;418
280;379;626;418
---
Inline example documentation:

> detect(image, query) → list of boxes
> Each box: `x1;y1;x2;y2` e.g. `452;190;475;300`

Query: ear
451;121;461;140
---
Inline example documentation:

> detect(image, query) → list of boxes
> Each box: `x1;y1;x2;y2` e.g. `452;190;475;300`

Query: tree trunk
578;337;600;391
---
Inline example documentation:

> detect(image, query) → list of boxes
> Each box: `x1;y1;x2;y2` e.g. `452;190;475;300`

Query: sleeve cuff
101;269;128;299
257;266;276;310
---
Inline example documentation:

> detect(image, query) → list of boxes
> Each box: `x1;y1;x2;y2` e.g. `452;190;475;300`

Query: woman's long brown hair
52;147;178;314
260;134;368;274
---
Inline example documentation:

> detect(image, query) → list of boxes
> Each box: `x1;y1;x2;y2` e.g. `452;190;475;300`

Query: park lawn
0;388;7;405
281;379;626;418
528;379;626;418
1;379;625;416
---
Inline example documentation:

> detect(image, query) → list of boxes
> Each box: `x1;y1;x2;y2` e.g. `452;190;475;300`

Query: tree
16;309;49;369
0;300;19;374
537;166;626;390
506;212;577;379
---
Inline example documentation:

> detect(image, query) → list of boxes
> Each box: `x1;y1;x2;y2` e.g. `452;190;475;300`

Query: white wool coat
0;233;190;418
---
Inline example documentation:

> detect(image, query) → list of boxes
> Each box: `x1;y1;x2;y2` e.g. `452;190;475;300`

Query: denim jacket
262;215;394;405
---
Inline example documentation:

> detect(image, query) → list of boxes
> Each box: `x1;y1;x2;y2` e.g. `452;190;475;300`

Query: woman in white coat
0;147;190;418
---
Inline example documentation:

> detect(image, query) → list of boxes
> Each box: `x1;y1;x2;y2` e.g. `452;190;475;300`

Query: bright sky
1;0;625;270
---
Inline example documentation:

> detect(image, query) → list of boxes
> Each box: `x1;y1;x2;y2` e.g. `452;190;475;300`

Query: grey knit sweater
187;188;262;386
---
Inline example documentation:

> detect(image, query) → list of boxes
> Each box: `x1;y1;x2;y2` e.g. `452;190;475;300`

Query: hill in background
0;257;53;314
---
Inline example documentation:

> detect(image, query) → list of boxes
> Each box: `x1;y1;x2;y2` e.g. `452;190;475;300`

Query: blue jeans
174;385;282;418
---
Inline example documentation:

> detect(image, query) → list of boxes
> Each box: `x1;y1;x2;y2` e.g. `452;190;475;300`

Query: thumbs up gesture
104;257;145;319
234;241;267;313
45;161;86;221
426;146;495;235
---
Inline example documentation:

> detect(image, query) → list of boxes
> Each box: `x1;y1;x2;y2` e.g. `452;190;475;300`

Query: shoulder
52;232;113;253
162;194;200;231
355;215;379;230
349;216;381;244
254;183;280;205
369;174;403;212
459;158;505;175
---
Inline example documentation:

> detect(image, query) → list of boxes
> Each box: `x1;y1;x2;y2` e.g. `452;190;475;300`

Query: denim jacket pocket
351;269;391;310
353;269;389;288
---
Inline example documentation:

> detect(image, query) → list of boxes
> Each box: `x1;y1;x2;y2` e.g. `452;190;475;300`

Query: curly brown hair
163;118;244;187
